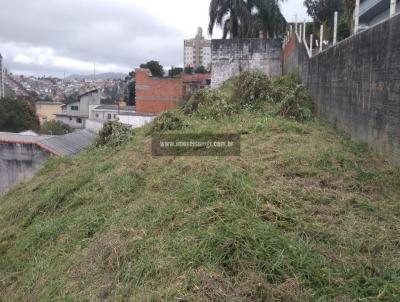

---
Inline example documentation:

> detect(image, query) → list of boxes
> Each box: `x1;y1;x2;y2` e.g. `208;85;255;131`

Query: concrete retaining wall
211;39;282;88
283;14;400;165
0;143;50;194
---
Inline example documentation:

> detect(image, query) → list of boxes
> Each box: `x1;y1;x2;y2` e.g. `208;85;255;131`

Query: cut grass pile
0;74;399;301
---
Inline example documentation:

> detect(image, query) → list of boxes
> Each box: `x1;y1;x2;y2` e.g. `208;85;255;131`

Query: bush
183;89;222;115
275;84;314;122
40;120;72;135
233;71;272;109
0;97;40;132
96;121;132;147
149;110;186;133
183;89;237;120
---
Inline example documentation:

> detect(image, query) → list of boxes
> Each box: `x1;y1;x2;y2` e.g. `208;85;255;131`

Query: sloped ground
0;77;399;301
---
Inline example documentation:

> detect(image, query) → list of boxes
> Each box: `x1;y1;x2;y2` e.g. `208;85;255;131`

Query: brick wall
211;39;282;88
135;69;183;114
182;73;211;96
283;14;400;165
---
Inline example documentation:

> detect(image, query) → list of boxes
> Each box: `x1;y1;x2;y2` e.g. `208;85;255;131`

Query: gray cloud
0;0;183;76
0;0;308;77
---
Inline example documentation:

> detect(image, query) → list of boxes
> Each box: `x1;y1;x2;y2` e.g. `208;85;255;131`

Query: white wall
118;115;156;128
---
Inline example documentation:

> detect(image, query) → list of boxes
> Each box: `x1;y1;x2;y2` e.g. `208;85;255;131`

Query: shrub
183;89;237;120
183;89;223;116
96;121;132;147
233;71;272;109
275;84;314;122
40;120;72;135
149;110;186;133
0;97;40;132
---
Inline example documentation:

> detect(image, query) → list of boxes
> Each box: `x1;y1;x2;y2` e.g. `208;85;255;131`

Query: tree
168;67;183;77
126;80;136;106
184;66;194;74
194;66;208;74
304;0;342;37
208;0;286;39
39;120;72;135
0;98;40;132
139;61;164;77
125;70;135;81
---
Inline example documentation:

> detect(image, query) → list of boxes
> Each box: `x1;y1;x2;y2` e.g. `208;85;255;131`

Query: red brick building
182;73;211;96
135;69;183;114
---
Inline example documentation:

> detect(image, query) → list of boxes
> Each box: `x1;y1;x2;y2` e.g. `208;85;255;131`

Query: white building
184;27;212;70
356;0;399;30
89;104;136;121
56;89;101;129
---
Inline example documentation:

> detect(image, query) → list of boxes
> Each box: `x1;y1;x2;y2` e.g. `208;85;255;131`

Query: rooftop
94;105;136;111
0;130;95;156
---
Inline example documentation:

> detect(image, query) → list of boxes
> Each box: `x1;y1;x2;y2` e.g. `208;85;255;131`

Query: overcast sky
0;0;309;77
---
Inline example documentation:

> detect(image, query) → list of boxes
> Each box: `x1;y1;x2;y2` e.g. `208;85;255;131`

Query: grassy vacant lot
0;74;399;301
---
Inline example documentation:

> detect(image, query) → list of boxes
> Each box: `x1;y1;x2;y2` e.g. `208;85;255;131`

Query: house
89;104;136;121
135;69;183;114
357;0;399;29
56;89;101;129
35;102;64;125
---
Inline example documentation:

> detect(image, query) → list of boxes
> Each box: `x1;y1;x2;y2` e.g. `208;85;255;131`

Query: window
95;114;99;118
69;117;73;121
77;118;82;124
71;105;79;111
114;114;117;118
107;113;112;119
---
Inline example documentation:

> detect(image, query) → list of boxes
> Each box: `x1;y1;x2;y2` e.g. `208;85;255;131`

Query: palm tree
208;0;287;39
208;0;252;38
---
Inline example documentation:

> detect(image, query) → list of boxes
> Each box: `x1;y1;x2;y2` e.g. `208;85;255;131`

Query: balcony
359;0;390;22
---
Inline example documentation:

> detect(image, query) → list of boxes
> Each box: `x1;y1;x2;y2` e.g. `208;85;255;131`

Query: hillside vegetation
1;73;399;301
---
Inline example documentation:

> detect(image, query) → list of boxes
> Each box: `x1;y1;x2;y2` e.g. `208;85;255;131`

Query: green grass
1;96;400;300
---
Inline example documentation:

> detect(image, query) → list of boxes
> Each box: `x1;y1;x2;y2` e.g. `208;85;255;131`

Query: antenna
93;61;96;81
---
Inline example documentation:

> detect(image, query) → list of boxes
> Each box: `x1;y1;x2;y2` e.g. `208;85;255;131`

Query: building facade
135;68;183;114
357;0;399;29
35;102;64;125
89;104;136;121
56;89;101;129
0;53;4;99
184;27;212;70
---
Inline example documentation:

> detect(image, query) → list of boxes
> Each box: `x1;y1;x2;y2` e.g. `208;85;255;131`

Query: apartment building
184;27;212;70
357;0;399;29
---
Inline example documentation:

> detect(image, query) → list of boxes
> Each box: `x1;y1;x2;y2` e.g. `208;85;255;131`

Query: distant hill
66;72;126;80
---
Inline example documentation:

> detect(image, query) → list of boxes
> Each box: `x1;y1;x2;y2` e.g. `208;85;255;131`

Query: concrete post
290;25;293;36
320;25;323;51
355;0;360;33
310;34;313;55
390;0;396;16
333;11;338;45
299;24;302;41
303;21;306;41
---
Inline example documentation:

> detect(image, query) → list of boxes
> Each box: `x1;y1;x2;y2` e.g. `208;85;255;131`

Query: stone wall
211;39;282;88
135;69;183;114
0;143;50;194
283;14;400;164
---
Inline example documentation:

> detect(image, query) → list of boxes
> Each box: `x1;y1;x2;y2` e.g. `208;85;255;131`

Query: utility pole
93;61;96;81
0;53;4;99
